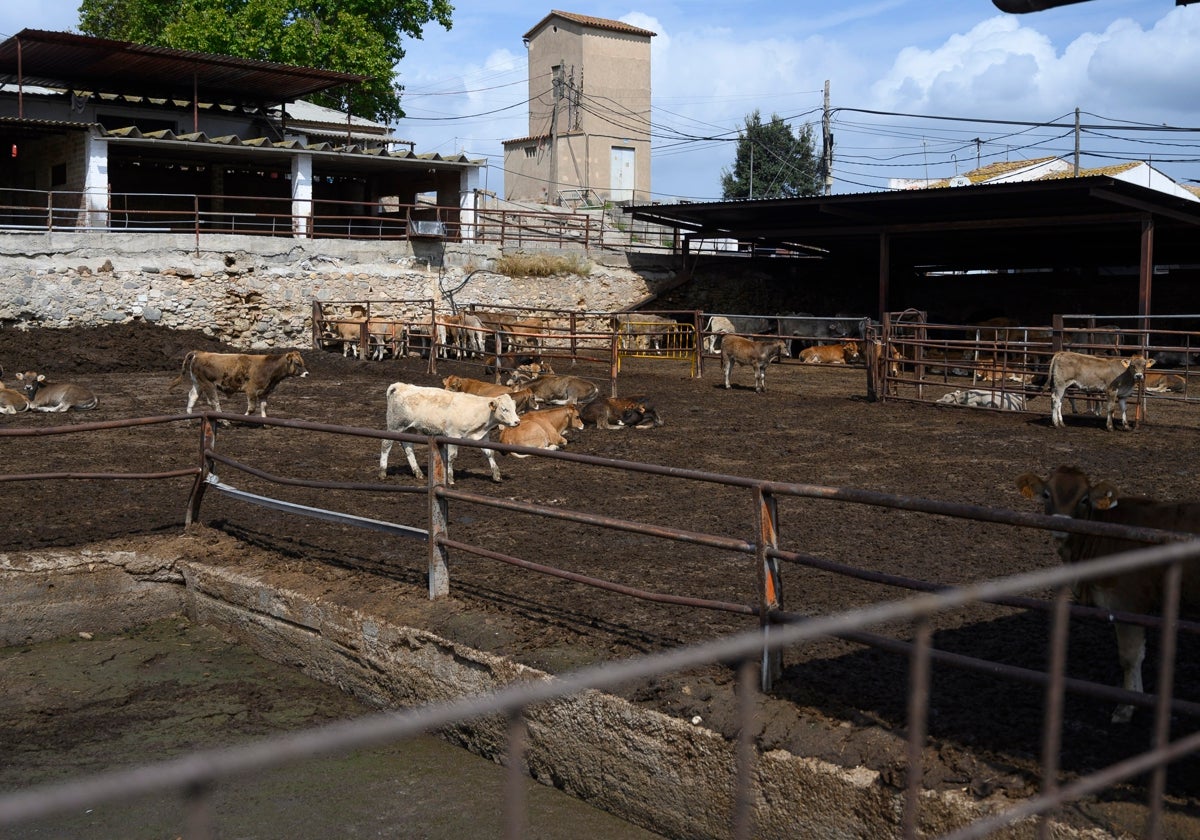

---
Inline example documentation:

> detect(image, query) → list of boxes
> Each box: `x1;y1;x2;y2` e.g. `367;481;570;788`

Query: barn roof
624;177;1200;271
0;29;365;106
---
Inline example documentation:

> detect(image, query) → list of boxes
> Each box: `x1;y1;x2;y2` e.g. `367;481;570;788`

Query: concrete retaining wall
0;541;1109;840
0;233;679;349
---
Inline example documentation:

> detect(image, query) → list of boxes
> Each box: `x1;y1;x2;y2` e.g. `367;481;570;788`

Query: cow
172;350;308;417
1045;351;1152;431
442;312;487;359
799;341;862;365
1145;372;1186;393
580;395;662;429
1015;466;1200;723
720;336;790;393
1151;349;1198;369
321;318;367;358
702;315;775;354
441;374;538;412
498;405;583;455
936;389;1027;411
0;365;29;413
378;383;519;483
513;373;599;405
15;371;98;412
613;313;679;351
776;313;870;355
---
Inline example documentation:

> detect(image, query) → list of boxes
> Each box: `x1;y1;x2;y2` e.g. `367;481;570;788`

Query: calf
379;383;519;483
580;396;662;429
799;341;861;365
1046;351;1152;431
15;371;98;412
936;389;1026;411
497;405;583;456
0;366;29;413
1016;466;1200;722
720;336;790;393
517;373;599;405
442;374;538;412
173;350;308;417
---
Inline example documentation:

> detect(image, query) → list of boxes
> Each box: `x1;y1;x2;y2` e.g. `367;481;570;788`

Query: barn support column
291;153;313;238
1139;217;1154;334
83;134;109;229
877;232;891;321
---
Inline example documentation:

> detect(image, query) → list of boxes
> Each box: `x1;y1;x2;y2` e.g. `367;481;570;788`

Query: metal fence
2;411;1199;838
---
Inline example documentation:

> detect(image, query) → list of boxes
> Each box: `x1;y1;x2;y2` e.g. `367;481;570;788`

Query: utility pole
549;62;564;204
1073;107;1080;176
822;80;833;195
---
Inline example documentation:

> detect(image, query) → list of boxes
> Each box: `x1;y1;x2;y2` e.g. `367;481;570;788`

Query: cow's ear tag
1092;481;1119;510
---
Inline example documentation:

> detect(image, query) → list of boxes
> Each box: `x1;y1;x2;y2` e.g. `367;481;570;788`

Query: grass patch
494;252;593;278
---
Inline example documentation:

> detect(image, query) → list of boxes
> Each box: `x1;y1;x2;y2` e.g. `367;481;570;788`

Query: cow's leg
723;358;733;389
1112;622;1147;723
402;441;425;480
1050;387;1065;427
755;362;766;393
186;385;200;414
479;446;502;482
378;439;392;479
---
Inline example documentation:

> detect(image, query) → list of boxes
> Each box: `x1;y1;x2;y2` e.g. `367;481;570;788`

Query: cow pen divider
5;413;1200;838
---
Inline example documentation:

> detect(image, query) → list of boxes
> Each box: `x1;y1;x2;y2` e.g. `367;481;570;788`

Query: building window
51;163;67;186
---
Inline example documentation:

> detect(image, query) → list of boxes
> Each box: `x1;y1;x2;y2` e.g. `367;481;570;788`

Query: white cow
936;389;1027;411
1046;351;1152;431
378;383;520;484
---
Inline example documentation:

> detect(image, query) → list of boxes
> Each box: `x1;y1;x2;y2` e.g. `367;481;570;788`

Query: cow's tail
169;351;198;390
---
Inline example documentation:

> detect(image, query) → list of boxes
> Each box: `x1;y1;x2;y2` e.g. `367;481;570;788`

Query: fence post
184;416;217;526
755;486;782;691
426;439;450;599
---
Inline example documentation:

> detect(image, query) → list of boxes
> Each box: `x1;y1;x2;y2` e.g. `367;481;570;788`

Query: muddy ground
3;322;1200;838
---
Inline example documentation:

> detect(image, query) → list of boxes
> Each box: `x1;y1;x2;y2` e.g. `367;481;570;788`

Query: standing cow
1046;351;1152;431
1016;466;1200;722
173;350;308;417
379;383;520;484
721;336;790;393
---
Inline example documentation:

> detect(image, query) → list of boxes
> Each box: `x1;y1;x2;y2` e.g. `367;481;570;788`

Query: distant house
891;155;1198;201
502;10;655;207
0;29;485;238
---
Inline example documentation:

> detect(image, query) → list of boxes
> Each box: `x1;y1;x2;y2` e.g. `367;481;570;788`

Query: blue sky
4;1;1199;201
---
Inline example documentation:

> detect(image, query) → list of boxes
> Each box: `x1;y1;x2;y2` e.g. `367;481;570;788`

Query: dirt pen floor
4;323;1200;837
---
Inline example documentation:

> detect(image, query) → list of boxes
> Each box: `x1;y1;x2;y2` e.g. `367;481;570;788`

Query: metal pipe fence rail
3;413;1200;838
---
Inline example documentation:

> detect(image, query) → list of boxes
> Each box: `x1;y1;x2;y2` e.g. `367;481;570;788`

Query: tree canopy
76;0;454;124
720;110;821;200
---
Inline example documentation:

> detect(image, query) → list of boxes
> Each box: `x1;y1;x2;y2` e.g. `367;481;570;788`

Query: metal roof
625;177;1200;270
0;29;365;106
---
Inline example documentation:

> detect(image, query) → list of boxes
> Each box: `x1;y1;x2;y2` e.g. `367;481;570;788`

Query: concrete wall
0;232;675;349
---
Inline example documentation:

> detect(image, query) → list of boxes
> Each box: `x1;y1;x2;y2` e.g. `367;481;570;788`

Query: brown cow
497;405;583;456
174;350;308;417
1046;351;1152;431
799;341;861;365
580;396;662;429
442;374;538;412
15;371;98;412
515;373;599;405
1016;465;1200;722
0;365;29;413
720;335;790;393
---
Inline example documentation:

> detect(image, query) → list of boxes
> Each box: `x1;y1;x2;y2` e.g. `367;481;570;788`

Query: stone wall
0;233;681;349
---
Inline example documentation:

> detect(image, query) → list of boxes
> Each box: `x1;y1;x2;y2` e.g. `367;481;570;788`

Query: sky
4;1;1199;202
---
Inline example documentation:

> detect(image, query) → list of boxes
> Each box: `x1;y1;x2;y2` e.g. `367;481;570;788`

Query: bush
493;252;592;278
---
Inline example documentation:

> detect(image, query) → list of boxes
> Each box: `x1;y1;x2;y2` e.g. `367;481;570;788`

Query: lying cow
799;341;861;365
379;382;519;483
1145;372;1186;393
720;336;790;393
580;396;662;429
173;350;308;417
1016;466;1200;722
936;389;1027;411
0;366;29;413
497;405;583;456
15;371;98;412
442;374;538;412
1046;351;1152;431
516;373;599;405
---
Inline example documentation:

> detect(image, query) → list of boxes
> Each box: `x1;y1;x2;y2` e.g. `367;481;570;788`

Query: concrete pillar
460;167;481;242
291;153;313;238
83;134;109;229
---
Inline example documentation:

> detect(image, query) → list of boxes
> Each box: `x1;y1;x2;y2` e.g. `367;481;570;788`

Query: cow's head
1125;354;1153;381
285;351;309;378
565;404;584;431
1016;466;1120;537
490;394;521;427
15;371;45;397
443;375;461;391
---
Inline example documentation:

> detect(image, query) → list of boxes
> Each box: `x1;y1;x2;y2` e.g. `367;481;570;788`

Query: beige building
502;11;654;206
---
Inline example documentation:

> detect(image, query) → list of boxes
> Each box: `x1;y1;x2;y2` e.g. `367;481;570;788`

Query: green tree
720;110;821;200
76;0;454;124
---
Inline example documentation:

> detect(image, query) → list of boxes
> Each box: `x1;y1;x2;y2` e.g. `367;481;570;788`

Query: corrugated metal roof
0;29;365;105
